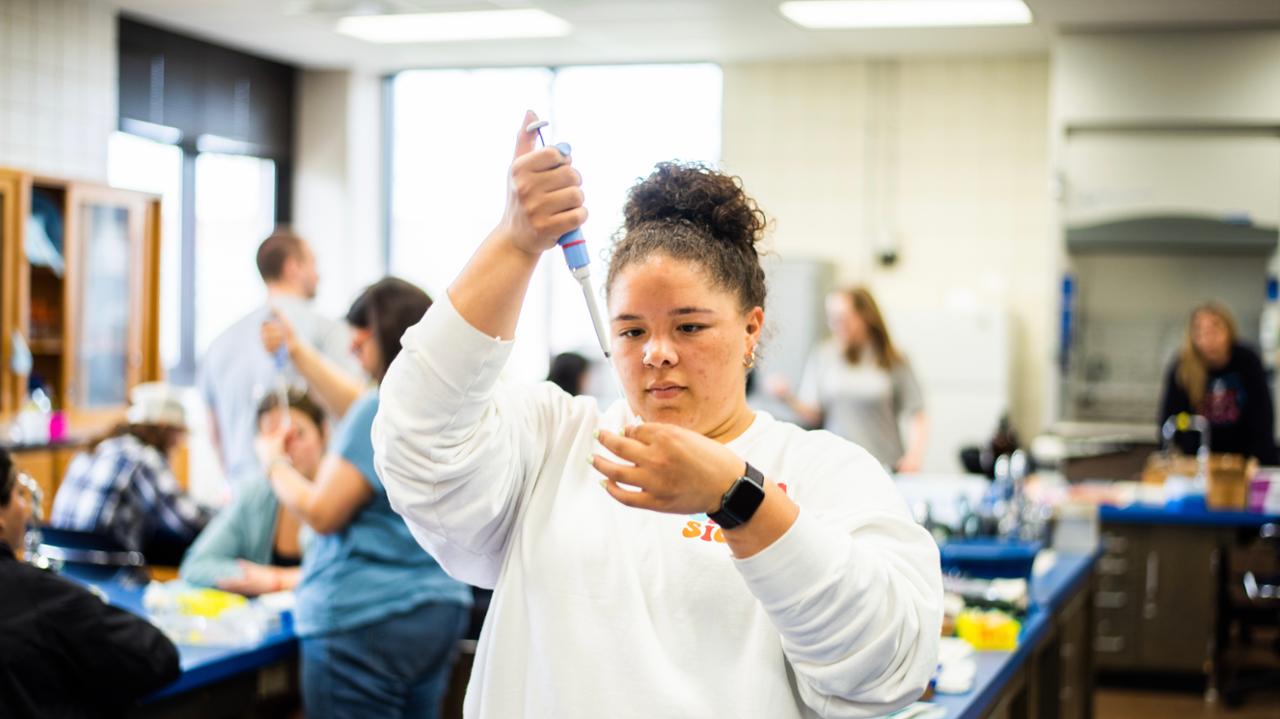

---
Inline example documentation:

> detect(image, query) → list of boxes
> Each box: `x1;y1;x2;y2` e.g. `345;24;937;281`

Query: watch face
722;473;766;524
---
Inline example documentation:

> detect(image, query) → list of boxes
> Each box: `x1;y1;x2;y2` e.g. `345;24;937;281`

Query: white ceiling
104;0;1280;71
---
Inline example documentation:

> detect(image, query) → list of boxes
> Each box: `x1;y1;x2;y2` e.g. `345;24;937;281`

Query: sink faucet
15;471;49;569
1161;412;1211;488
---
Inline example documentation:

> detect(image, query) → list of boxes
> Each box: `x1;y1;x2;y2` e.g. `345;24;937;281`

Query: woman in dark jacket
1159;301;1278;464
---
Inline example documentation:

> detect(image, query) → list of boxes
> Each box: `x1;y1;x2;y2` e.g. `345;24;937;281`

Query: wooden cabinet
0;168;161;426
1095;523;1223;675
9;448;56;520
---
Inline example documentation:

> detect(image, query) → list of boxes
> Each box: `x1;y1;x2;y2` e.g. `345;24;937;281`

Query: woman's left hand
592;423;745;515
255;423;292;470
217;560;285;597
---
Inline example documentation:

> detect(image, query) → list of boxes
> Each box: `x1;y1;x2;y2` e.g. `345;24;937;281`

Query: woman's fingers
543;207;588;240
601;478;655;510
622;422;663;444
589;454;644;487
595;429;649;463
513;145;573;175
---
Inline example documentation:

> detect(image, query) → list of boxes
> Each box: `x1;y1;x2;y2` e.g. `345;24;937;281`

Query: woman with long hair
768;286;929;473
372;112;940;718
1159;301;1277;464
259;278;471;718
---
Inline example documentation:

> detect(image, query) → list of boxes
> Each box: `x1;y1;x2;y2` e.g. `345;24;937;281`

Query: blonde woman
1159;301;1277;464
769;287;928;473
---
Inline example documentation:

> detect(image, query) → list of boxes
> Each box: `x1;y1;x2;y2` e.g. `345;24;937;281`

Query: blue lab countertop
58;565;298;701
1100;502;1280;528
57;552;1100;716
928;551;1098;719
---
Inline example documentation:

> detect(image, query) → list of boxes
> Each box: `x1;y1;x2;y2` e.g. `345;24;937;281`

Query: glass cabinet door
67;189;147;412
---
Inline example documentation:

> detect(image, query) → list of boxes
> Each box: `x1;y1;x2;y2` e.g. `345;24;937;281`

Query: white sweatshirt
372;296;942;719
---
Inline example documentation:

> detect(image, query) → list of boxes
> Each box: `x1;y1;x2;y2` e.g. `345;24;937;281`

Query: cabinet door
1137;527;1218;672
63;186;156;415
0;170;26;416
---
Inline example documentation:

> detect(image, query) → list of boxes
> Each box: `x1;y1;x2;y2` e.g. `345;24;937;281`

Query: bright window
389;64;723;382
193;153;277;354
106;131;184;373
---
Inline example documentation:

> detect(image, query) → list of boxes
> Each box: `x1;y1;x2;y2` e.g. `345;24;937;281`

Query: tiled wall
0;0;116;181
723;57;1054;436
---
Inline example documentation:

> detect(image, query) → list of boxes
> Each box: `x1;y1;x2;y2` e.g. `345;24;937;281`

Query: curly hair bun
623;162;766;255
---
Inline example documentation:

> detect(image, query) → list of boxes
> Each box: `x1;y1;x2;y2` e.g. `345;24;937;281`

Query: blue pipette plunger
527;121;612;359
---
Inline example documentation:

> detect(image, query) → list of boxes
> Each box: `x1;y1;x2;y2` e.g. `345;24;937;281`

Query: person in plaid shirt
51;383;212;562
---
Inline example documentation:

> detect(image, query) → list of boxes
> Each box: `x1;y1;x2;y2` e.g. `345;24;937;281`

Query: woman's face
259;409;325;479
0;476;33;551
1191;311;1232;368
826;293;868;346
609;254;762;436
349;326;380;378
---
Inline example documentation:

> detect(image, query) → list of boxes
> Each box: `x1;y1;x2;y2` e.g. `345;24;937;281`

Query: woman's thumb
513;110;539;160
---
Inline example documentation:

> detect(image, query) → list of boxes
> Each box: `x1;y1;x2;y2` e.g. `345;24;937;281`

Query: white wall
1049;30;1280;426
0;0;116;180
292;69;387;318
1053;30;1280;126
723;57;1055;440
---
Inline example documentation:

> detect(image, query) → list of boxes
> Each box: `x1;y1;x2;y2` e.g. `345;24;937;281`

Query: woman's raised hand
261;309;299;357
592;423;746;517
498;111;587;256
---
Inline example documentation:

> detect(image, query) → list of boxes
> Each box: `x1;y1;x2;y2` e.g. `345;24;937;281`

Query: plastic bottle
1261;276;1279;370
16;379;52;444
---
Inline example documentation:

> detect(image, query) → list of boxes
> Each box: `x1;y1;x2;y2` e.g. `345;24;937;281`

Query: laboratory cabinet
1094;523;1224;674
0;167;162;424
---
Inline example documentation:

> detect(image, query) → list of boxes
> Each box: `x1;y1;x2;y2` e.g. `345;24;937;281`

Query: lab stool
1212;523;1280;707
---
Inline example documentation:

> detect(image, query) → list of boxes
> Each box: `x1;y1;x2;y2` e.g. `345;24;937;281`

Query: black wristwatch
708;462;766;530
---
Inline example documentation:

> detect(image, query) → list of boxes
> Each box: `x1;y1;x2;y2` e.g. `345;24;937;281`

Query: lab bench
58;565;300;718
1092;504;1280;678
61;554;1098;719
931;551;1098;719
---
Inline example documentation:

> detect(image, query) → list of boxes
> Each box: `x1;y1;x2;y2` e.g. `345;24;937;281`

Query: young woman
769;287;929;473
180;389;327;596
1159;301;1277;464
373;112;942;718
258;278;471;718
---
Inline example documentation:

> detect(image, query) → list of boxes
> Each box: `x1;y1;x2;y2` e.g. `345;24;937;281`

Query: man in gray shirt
198;230;360;486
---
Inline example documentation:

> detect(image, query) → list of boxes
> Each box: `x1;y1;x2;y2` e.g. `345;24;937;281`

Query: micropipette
272;345;291;431
526;119;612;361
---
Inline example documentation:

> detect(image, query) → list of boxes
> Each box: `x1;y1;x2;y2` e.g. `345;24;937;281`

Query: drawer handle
1095;591;1127;609
1103;535;1129;554
1099;557;1128;575
1096;636;1125;652
1143;551;1159;620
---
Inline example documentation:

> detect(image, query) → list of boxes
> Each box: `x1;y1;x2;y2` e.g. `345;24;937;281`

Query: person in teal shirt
259;278;471;719
180;389;326;595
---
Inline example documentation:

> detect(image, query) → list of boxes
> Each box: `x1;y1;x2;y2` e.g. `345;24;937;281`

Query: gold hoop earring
743;348;757;370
